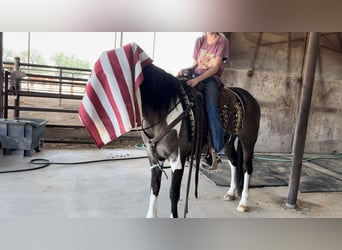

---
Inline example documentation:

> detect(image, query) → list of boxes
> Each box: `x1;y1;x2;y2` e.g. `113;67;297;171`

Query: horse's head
140;64;182;120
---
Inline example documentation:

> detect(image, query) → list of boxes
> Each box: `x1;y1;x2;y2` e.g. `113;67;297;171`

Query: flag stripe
97;53;127;135
108;48;135;127
79;100;107;147
84;84;117;141
87;68;121;137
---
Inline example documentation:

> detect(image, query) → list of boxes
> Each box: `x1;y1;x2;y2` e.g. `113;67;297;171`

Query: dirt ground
9;96;83;126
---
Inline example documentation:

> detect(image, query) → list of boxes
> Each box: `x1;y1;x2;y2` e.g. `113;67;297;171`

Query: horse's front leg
170;168;184;218
146;166;162;218
169;151;184;218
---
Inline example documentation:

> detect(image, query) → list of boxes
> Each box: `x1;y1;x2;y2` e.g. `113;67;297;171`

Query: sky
3;32;201;75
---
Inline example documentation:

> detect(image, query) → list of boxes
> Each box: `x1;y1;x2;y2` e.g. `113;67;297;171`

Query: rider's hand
177;69;184;78
186;77;200;88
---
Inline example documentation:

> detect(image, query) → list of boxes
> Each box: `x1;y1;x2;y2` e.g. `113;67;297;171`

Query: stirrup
208;148;221;170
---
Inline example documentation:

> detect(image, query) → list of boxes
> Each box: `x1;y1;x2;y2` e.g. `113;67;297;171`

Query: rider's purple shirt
193;34;229;85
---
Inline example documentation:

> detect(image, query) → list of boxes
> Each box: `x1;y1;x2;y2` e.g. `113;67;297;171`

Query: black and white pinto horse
140;64;260;218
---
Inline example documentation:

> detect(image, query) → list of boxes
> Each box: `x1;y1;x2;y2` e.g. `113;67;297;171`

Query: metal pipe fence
1;59;142;146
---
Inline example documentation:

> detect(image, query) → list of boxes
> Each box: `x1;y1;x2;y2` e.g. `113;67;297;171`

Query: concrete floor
0;147;341;218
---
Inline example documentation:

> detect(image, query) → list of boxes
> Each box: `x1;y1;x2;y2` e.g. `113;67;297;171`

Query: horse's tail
235;138;244;197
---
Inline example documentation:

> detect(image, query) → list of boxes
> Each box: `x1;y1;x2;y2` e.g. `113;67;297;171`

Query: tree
51;52;90;68
3;49;16;62
3;49;46;65
29;49;46;64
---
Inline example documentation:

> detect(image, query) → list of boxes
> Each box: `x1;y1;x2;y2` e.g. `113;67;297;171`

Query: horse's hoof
224;193;235;201
237;205;249;212
146;212;157;218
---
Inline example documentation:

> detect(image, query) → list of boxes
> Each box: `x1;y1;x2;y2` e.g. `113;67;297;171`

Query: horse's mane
140;64;181;119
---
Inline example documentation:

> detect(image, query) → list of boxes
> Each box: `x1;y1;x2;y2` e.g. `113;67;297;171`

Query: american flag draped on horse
79;42;153;148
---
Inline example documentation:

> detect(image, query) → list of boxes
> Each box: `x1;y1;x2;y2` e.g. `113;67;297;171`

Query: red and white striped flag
79;42;153;148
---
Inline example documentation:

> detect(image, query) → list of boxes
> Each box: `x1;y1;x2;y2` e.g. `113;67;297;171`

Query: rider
178;32;229;170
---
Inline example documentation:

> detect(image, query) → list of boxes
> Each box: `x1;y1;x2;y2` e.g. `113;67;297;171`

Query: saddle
182;81;244;140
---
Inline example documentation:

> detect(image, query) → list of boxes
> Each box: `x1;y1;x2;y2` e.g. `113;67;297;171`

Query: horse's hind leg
223;137;253;212
237;172;251;212
237;145;254;212
224;138;238;201
146;166;163;218
224;161;237;201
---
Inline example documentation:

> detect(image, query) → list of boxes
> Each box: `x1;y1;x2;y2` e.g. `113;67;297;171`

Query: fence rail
2;59;90;117
1;59;143;146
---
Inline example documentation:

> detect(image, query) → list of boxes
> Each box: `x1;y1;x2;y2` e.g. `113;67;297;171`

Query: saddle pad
219;88;244;135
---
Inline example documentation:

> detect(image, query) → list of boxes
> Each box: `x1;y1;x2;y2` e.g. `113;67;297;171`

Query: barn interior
0;32;341;218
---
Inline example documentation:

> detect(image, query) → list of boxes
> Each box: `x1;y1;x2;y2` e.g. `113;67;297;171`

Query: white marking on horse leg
237;172;250;212
234;137;239;150
146;189;158;218
224;160;237;201
170;148;182;173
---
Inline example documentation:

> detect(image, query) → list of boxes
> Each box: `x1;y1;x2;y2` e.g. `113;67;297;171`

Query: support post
14;57;20;118
0;32;3;118
4;71;9;119
286;32;321;208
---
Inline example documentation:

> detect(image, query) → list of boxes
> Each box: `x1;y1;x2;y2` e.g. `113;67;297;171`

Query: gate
1;58;92;144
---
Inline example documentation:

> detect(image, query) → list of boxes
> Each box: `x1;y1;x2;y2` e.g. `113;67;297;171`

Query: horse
140;64;260;218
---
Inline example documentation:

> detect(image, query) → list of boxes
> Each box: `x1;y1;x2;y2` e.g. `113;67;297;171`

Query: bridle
140;80;195;176
139;78;203;218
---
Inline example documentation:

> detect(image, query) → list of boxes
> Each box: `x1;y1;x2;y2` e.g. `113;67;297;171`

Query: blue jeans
202;77;225;153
